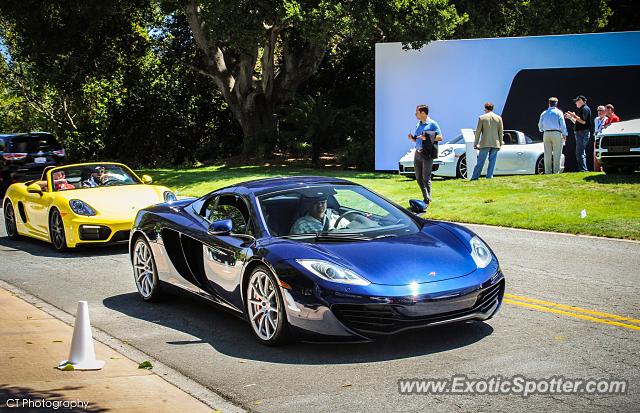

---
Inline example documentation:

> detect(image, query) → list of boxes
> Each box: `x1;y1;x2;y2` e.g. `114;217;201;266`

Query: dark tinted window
503;132;517;145
525;134;541;144
9;135;62;153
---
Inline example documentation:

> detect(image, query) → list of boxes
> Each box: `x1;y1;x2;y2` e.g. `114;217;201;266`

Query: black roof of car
0;132;55;139
220;176;357;196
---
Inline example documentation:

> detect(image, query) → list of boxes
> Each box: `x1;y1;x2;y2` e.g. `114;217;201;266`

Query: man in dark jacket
565;95;592;172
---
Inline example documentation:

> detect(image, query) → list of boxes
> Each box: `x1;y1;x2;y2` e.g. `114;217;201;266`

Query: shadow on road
0;235;128;258
103;291;494;365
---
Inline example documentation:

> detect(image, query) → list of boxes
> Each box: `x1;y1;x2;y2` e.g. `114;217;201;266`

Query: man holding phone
407;104;443;208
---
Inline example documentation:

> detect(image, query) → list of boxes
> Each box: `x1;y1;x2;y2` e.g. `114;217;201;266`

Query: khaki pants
543;131;563;174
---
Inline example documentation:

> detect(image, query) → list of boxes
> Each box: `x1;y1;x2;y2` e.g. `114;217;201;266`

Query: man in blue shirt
407;104;442;207
538;97;568;174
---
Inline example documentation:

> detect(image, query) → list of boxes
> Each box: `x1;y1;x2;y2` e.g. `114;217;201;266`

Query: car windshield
51;164;140;192
446;134;464;144
258;184;420;238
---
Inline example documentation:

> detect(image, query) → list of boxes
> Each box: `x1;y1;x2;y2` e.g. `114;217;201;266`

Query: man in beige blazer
471;102;504;180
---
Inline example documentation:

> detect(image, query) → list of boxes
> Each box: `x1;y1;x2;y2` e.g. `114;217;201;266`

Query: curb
0;279;247;413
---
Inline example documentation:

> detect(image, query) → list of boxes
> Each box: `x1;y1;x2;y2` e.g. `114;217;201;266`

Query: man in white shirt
594;106;609;135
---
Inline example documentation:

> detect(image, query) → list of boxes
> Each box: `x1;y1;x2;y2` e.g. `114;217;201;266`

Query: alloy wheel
50;210;66;251
4;202;18;239
134;238;156;299
247;270;280;341
536;157;545;174
458;155;467;179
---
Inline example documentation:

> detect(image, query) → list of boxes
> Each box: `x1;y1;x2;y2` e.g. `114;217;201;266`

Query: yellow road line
504;293;640;325
503;299;640;331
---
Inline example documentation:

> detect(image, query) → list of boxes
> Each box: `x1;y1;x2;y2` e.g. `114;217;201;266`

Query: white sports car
398;130;565;179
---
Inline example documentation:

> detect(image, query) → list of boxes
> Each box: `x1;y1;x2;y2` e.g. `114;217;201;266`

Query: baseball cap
573;95;587;102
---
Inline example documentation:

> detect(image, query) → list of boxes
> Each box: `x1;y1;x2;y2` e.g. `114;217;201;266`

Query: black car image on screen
0;132;66;196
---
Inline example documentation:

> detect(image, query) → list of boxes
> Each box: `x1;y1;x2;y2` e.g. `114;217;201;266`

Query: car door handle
517;152;524;156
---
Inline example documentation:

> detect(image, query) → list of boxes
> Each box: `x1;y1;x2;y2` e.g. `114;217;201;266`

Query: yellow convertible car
3;162;175;251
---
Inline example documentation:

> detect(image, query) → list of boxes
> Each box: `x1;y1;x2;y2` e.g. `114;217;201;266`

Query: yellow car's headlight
69;199;96;216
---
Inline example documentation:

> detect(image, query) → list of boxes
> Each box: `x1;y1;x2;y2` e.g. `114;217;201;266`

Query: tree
170;0;464;159
451;0;613;38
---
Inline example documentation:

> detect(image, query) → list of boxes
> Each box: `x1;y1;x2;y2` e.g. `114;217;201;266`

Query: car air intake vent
79;225;111;241
332;279;504;336
111;230;130;243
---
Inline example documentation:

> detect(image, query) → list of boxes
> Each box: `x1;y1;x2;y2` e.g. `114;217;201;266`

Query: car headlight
439;148;453;157
296;259;370;286
470;236;492;268
164;191;177;203
69;199;96;216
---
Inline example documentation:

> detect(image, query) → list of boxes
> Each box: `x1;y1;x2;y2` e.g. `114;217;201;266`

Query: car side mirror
208;219;233;235
27;183;43;195
141;175;153;184
409;199;427;214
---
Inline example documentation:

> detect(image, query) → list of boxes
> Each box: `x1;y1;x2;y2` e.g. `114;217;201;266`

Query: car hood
279;225;478;286
56;185;169;218
600;118;640;135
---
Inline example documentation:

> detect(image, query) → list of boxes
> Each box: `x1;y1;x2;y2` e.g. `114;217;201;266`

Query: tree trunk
237;95;276;160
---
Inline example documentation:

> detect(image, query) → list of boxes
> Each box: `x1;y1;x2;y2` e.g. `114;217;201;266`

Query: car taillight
2;153;27;160
53;149;66;157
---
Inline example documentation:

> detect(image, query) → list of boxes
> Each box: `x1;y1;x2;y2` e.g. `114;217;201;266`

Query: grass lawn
142;165;640;240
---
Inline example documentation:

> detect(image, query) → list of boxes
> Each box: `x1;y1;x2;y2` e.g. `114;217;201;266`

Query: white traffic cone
57;301;105;370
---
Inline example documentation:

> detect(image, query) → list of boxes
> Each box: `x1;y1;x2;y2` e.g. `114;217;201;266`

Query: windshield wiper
279;232;372;242
313;231;372;242
374;234;397;239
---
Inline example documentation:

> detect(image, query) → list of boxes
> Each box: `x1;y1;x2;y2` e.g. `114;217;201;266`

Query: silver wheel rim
537;158;544;174
459;157;467;179
247;271;279;341
5;204;16;237
134;240;155;298
50;211;65;249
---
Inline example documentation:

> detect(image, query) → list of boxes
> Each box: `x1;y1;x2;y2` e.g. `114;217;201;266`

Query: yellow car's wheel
49;208;68;252
4;201;20;240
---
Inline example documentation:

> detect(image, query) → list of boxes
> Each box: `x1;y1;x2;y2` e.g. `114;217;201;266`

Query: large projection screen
375;31;640;171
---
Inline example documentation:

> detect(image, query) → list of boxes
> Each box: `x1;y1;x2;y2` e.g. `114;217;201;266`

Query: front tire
4;201;20;240
535;155;545;175
133;236;163;302
246;266;289;346
456;155;467;179
49;208;68;252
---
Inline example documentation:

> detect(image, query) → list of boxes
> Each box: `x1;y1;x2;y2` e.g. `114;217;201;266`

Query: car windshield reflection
51;164;140;192
258;185;419;238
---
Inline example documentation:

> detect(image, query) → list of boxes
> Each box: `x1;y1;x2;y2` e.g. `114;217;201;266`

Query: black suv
1;132;66;196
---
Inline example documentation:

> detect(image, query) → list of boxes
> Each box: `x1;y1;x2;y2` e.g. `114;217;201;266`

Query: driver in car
290;195;375;234
95;166;125;185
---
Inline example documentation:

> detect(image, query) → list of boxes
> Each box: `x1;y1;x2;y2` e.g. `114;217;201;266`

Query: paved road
0;211;638;412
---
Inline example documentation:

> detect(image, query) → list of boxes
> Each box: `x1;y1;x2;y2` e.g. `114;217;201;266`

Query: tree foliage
170;0;464;158
0;0;637;169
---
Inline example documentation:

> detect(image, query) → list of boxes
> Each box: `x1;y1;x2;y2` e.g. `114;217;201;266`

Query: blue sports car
129;176;504;345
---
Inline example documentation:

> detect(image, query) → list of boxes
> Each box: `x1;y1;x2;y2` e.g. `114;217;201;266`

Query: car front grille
332;279;504;335
600;135;640;150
